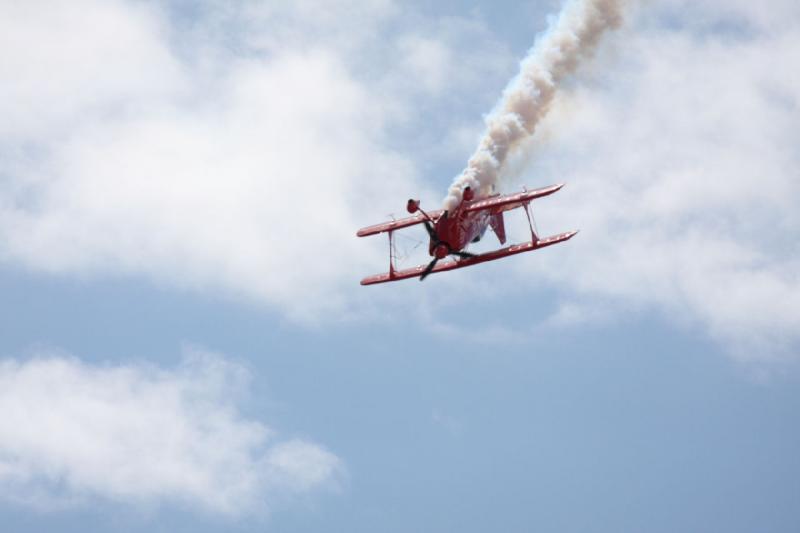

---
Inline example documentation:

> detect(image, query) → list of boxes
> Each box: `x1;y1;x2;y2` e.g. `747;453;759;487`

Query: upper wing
357;183;562;237
464;183;564;214
356;209;444;237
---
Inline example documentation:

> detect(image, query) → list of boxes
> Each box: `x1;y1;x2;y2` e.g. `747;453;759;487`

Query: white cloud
0;347;342;515
0;0;183;140
0;0;510;321
0;0;415;319
502;0;800;361
2;0;797;361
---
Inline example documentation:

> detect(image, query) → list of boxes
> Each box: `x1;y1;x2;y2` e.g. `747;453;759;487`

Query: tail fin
490;212;507;245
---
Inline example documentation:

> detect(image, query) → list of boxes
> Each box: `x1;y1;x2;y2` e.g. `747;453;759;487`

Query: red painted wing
356;209;445;237
360;230;578;285
464;183;564;214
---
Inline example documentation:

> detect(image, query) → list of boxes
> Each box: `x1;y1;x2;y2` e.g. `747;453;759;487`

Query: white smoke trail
443;0;623;210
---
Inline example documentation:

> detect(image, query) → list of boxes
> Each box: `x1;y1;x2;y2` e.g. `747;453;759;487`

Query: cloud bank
507;0;800;360
0;0;411;319
0;0;509;321
0;0;798;361
0;347;342;515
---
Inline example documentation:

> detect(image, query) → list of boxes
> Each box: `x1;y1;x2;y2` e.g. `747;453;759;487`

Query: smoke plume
444;0;623;210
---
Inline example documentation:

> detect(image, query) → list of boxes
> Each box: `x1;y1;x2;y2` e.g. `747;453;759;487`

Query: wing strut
388;230;396;278
523;202;538;242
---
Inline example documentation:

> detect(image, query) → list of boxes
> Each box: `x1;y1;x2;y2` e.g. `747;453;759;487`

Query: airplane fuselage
429;206;492;257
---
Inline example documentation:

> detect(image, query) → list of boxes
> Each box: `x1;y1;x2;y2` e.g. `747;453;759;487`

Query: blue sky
1;0;799;531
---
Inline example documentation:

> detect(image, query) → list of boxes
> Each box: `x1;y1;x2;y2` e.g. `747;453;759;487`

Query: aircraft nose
434;243;449;259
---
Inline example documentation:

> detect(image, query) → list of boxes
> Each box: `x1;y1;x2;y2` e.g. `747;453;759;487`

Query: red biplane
357;183;577;285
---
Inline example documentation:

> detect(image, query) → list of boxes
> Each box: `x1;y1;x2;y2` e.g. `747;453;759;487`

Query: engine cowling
407;199;420;214
434;243;449;259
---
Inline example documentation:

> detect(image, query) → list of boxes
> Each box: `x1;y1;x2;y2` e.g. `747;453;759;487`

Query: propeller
419;248;477;281
422;220;437;241
419;236;478;282
420;221;443;281
420;257;439;281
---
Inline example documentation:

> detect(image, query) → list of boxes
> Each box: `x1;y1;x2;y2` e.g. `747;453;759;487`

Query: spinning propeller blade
423;221;437;242
420;258;438;281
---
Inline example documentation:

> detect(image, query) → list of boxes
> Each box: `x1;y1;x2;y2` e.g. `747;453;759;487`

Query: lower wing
360;230;578;285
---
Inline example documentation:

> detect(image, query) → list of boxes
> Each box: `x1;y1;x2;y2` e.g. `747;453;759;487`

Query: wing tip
356;226;387;237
